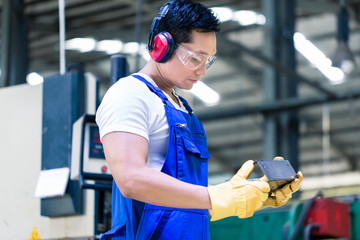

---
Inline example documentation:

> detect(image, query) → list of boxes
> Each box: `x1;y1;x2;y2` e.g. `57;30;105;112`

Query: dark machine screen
89;125;105;159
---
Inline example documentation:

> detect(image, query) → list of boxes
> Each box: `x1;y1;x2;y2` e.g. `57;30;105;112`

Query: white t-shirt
96;73;187;171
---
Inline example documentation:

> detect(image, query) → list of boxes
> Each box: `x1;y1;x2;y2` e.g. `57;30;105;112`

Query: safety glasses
175;44;217;71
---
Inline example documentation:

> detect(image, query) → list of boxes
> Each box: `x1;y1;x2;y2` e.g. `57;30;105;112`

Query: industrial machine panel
71;114;112;190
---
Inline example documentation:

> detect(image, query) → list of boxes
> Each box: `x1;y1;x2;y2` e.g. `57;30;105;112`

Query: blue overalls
100;74;211;240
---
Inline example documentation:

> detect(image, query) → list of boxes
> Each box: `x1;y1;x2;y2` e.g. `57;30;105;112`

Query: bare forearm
102;132;211;209
113;166;211;209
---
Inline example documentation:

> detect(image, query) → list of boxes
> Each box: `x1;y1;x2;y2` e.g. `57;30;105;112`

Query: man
96;1;303;239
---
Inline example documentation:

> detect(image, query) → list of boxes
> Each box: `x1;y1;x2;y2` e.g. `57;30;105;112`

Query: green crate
209;199;360;240
351;201;360;240
209;209;289;240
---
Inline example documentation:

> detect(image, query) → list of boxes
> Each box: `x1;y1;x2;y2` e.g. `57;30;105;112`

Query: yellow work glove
207;160;270;221
261;156;303;208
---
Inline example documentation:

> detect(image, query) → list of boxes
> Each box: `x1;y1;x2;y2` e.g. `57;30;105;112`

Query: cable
304;224;319;240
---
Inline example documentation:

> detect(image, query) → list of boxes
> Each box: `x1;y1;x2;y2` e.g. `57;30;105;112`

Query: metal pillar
262;0;278;160
58;0;66;74
0;0;28;87
110;55;129;85
135;0;143;72
262;0;299;171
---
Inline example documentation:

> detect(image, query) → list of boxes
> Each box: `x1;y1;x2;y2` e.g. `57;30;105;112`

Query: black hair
158;0;221;45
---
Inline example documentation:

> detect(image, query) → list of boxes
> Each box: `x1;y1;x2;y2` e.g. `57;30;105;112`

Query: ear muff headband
147;2;175;63
147;2;171;52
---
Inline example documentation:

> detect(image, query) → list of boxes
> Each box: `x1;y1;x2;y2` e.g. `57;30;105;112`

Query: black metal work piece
255;160;298;192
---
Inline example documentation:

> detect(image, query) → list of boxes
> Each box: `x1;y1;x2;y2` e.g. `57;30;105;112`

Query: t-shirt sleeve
95;78;152;141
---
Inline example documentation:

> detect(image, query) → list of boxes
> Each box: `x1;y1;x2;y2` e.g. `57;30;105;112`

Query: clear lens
176;44;216;70
205;55;217;70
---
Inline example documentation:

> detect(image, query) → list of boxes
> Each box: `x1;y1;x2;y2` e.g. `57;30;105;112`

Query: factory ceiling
1;0;360;194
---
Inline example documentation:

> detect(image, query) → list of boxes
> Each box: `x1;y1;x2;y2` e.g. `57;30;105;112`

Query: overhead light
210;8;265;25
211;7;233;22
189;81;220;106
293;32;345;84
233;10;265;26
331;4;356;74
122;42;140;54
332;41;356;74
256;14;266;25
66;37;96;52
96;40;123;54
26;72;44;86
65;38;149;58
142;49;151;61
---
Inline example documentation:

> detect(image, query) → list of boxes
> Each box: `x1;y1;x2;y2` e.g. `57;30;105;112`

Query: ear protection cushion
149;32;175;63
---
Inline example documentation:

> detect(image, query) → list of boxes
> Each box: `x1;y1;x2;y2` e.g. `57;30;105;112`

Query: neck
139;61;180;106
139;60;174;96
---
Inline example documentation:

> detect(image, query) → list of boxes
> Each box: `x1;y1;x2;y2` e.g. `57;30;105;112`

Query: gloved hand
207;160;270;221
261;156;303;208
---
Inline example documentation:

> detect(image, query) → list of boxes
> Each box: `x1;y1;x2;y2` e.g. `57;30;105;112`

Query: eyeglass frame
175;44;217;71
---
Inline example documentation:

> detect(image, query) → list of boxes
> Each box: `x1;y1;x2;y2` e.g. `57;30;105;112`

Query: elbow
119;181;135;198
115;174;140;199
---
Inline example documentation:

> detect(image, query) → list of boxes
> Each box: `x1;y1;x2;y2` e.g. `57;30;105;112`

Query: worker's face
162;30;217;90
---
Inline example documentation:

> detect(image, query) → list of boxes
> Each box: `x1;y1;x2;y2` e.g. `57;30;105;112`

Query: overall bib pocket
174;132;210;185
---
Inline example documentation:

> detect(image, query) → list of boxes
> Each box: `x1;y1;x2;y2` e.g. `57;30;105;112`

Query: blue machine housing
41;70;85;217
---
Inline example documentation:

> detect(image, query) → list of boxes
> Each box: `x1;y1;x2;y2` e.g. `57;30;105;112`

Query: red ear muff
149;32;175;63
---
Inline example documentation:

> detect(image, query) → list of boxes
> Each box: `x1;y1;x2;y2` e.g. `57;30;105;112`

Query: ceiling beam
196;89;360;121
218;35;337;98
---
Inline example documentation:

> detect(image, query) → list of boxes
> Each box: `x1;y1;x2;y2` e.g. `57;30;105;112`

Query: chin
182;84;194;90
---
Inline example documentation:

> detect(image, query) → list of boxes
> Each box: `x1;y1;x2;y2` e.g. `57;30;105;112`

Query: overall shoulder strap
132;74;193;114
132;74;173;107
177;95;193;114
